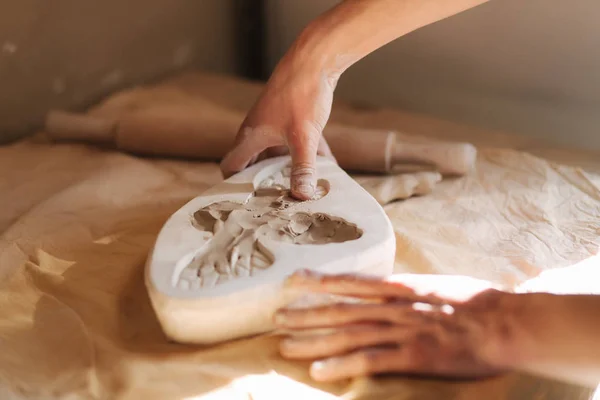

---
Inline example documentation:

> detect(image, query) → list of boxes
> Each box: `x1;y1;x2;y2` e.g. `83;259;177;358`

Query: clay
354;171;442;205
145;155;396;344
181;182;362;289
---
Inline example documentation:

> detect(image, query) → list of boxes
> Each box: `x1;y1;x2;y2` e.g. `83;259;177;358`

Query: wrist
478;292;545;369
274;16;357;88
489;293;574;368
496;293;600;387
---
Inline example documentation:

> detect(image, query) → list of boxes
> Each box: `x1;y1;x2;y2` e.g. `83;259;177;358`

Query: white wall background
266;0;600;149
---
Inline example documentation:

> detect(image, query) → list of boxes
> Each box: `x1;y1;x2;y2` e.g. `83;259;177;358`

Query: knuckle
289;119;323;141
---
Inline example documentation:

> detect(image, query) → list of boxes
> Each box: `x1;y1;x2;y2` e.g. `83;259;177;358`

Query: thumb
288;121;322;201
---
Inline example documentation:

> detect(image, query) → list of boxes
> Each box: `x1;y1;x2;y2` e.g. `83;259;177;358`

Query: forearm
510;293;600;387
282;0;490;79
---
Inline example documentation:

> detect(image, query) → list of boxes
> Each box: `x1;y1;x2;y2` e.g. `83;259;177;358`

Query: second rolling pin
45;104;476;175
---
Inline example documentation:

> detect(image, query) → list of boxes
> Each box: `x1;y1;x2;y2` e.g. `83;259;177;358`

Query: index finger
220;126;282;178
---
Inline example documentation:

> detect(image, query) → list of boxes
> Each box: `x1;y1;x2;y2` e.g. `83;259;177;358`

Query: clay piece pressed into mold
145;156;396;345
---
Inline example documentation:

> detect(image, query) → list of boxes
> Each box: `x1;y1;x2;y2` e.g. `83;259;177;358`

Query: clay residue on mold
256;164;329;201
177;166;361;290
259;212;363;244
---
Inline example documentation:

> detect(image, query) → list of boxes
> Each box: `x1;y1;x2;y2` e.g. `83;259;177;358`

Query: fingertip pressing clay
145;156;396;345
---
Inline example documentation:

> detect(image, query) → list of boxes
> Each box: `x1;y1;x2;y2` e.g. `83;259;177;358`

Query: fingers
304;336;502;382
287;121;322;200
275;303;433;329
280;324;417;360
308;347;418;382
275;271;508;382
284;269;441;303
220;126;282;179
220;120;334;189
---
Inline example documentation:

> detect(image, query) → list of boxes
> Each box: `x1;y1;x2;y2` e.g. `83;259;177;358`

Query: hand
220;0;491;199
274;270;523;382
219;49;337;201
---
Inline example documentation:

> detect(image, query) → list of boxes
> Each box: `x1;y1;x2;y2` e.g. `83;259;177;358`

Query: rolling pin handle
45;110;117;144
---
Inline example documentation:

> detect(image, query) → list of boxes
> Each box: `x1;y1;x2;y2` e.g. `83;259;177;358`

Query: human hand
274;270;523;382
219;50;337;200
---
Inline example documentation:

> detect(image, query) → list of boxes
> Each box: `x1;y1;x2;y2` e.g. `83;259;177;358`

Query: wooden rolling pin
45;103;476;175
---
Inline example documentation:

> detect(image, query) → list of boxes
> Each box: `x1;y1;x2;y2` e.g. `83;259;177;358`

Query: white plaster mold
145;156;396;344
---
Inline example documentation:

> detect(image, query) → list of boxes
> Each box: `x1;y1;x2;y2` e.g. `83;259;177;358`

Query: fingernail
312;361;326;371
310;359;335;380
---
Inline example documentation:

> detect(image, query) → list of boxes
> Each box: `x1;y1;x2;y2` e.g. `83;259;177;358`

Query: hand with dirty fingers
274;270;518;382
274;270;600;388
220;0;491;199
220;51;337;200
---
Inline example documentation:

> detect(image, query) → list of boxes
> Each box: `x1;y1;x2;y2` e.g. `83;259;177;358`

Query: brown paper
1;72;599;399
